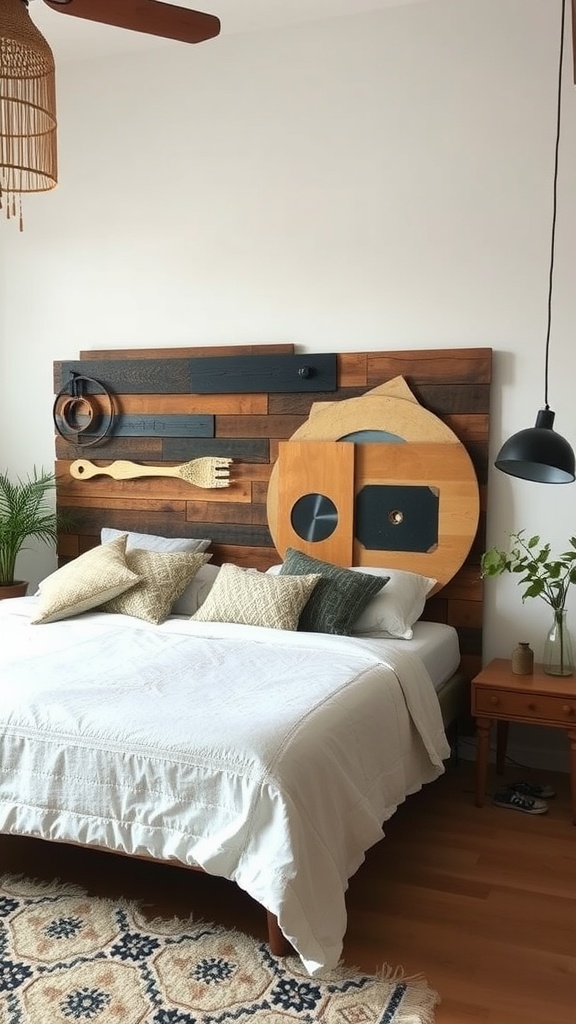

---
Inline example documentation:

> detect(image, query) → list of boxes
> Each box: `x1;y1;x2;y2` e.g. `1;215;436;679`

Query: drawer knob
563;705;575;715
489;695;499;706
527;702;536;711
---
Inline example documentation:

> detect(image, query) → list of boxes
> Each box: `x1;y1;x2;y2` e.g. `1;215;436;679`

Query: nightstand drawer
474;687;576;724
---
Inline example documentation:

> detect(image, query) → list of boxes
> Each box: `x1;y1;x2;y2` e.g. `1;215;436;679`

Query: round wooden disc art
266;379;480;590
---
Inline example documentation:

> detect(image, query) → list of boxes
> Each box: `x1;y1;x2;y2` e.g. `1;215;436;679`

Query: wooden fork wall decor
69;458;232;489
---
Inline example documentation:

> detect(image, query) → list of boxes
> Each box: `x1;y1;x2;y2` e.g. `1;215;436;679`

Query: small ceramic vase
511;642;534;675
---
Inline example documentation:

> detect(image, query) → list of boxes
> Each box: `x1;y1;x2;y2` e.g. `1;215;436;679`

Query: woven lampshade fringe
1;0;58;230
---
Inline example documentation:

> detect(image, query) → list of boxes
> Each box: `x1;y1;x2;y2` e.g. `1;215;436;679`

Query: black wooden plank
55;359;192;394
189;354;337;394
181;521;273;547
163;438;269;462
56;437;163;460
89;414;214;438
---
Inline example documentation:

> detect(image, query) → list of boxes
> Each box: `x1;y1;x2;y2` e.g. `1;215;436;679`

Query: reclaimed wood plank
79;344;295;360
111;394;268;415
338;352;368;388
215;415;306;438
186;501;268;526
366;348;492;386
163;438;269;463
210;544;279;570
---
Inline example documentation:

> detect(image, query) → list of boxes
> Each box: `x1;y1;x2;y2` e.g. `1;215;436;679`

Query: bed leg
266;910;293;956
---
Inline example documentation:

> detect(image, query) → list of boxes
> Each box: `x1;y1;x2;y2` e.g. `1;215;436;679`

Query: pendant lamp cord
544;0;566;409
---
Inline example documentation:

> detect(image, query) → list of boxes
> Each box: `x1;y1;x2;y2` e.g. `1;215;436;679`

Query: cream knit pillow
33;535;140;624
103;549;211;624
191;562;320;630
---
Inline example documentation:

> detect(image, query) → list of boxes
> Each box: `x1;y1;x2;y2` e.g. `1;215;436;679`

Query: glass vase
543;608;574;677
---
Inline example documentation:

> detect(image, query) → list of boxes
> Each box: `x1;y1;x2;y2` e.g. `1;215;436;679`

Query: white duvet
0;597;450;975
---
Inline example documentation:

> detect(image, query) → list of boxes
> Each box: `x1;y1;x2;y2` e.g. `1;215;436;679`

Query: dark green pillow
279;548;388;635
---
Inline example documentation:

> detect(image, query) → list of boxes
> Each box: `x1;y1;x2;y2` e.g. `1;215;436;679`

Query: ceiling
30;0;428;61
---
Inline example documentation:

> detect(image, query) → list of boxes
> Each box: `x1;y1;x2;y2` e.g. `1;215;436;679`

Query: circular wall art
267;388;480;590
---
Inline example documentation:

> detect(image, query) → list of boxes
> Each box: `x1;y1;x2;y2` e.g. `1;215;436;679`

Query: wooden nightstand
472;658;576;824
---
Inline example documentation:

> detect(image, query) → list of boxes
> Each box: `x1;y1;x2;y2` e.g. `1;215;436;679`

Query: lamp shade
495;408;576;484
0;0;57;208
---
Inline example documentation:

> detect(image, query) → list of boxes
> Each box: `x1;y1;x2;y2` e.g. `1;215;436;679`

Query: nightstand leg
496;720;509;774
568;728;576;826
475;718;492;807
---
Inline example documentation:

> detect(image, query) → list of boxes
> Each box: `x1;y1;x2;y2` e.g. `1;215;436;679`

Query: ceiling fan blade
42;0;220;44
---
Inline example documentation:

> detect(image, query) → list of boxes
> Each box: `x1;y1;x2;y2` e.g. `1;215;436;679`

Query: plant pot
0;581;29;600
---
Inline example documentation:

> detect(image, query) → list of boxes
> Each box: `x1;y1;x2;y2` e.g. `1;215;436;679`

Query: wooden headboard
54;344;491;682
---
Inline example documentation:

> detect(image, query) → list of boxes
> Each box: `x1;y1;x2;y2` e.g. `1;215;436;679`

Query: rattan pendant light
0;0;57;230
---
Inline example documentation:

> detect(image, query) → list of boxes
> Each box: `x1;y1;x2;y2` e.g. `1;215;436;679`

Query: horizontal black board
55;355;337;396
56;360;192;395
189;354;337;393
105;414;214;438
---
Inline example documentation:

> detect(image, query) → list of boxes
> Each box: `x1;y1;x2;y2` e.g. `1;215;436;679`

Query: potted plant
481;530;576;677
0;468;62;599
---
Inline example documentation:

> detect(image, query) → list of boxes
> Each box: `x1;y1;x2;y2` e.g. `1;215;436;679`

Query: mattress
384;620;461;690
0;597;452;975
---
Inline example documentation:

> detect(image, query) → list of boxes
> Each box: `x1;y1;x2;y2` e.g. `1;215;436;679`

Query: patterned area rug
0;875;439;1024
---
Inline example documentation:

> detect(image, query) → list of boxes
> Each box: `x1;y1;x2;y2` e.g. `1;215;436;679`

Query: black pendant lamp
495;0;575;484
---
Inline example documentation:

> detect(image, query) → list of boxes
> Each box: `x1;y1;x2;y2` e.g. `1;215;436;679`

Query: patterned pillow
33;535;141;624
279;548;387;635
102;549;212;624
191;562;320;630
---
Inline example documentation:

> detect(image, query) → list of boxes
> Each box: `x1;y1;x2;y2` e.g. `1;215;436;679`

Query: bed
0;344;491;975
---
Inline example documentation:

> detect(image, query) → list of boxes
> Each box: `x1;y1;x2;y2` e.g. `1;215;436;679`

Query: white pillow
350;567;437;639
101;527;211;554
172;562;221;616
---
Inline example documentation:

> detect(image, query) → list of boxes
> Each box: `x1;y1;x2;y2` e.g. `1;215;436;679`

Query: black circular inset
291;493;338;543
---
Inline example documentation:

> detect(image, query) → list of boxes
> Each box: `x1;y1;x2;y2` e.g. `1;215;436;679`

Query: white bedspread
0;597;450;975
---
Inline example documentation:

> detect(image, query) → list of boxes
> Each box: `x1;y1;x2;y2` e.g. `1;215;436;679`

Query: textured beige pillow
102;549;211;624
33;535;141;624
191;562;320;630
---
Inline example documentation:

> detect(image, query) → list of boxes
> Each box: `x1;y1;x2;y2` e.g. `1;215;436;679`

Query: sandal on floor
505;780;556;799
492;789;549;814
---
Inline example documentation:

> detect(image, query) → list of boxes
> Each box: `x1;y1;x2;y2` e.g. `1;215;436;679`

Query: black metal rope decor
53;373;116;447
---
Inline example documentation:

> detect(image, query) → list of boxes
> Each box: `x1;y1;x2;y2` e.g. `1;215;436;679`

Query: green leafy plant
0;468;63;586
481;530;576;612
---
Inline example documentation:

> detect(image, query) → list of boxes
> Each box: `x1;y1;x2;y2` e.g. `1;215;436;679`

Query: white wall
1;0;575;767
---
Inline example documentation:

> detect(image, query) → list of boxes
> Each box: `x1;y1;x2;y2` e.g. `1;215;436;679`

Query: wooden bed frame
51;343;491;956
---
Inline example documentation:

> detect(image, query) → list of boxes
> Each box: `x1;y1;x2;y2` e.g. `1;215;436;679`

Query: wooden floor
1;760;574;1023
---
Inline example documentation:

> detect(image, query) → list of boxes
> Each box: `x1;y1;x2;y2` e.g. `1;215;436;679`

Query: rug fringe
315;959;440;1022
0;872;92;899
